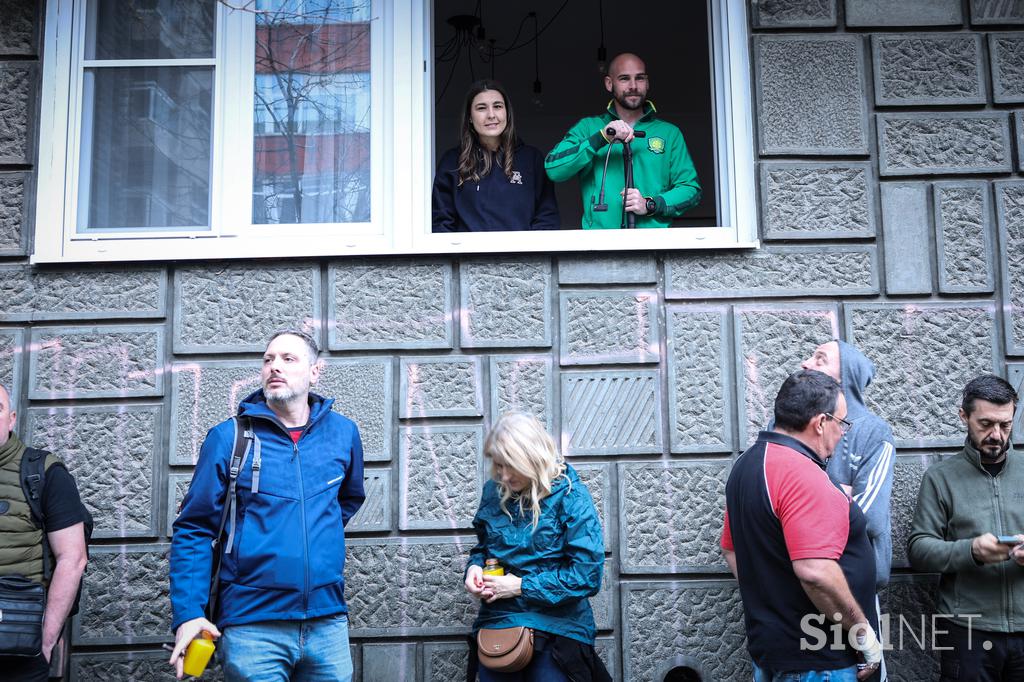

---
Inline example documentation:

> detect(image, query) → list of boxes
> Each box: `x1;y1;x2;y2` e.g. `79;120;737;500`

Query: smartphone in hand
997;535;1020;545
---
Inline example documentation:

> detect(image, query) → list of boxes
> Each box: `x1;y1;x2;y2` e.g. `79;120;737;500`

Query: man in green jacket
908;374;1023;679
544;52;701;229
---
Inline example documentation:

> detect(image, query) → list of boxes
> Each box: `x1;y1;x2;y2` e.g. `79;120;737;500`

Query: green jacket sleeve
907;469;978;574
653;127;701;218
544;119;609;183
519;485;604;607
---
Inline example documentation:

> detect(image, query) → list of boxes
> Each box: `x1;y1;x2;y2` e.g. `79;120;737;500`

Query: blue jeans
220;614;353;682
753;662;859;682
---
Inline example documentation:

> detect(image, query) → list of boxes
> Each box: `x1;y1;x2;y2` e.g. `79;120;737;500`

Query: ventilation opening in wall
664;666;703;682
655;656;708;682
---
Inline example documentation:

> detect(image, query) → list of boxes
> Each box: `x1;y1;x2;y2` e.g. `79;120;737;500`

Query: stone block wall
1;2;1024;681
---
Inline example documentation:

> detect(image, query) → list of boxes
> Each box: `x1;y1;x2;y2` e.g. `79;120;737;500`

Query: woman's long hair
484;412;567;530
456;80;517;186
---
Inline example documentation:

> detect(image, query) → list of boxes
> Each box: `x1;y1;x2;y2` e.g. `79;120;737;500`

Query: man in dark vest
0;381;89;681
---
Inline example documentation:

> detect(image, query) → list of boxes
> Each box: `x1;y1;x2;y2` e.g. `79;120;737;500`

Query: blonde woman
464;413;610;682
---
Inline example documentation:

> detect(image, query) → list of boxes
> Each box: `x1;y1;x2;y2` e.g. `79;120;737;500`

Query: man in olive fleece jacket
908;374;1024;680
544;53;700;229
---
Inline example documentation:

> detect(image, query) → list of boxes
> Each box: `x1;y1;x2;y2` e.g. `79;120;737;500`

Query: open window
33;0;755;263
430;2;715;228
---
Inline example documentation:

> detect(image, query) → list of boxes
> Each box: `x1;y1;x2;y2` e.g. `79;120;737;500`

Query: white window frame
33;0;757;264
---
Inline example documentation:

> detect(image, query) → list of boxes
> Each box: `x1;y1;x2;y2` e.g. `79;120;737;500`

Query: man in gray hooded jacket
800;340;896;591
797;341;895;681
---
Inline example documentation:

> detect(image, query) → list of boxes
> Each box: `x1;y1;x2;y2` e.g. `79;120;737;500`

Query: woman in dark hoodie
432;80;559;232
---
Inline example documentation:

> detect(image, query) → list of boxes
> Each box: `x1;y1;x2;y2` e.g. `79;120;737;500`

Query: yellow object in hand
182;631;216;677
483;558;504;576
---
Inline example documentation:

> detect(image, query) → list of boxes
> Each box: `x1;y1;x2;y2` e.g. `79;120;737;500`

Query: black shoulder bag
0;574;45;657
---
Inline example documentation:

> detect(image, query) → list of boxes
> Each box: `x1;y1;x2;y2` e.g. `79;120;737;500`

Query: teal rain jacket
467;464;604;644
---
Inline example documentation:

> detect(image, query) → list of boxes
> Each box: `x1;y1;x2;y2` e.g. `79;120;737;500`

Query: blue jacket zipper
295;439;309;613
254;412;315;614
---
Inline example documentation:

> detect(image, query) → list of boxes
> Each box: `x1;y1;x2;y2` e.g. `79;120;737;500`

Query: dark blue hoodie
431;142;560;232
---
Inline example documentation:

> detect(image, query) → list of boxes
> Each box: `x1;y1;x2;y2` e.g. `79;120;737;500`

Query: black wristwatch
644;197;657;215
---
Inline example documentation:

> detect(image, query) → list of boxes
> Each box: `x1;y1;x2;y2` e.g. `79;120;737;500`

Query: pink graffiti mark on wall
34;336;161;398
226;373;262;413
171;363;261;465
634;293;657;359
744;352;765;426
500;357;546;424
399;386;471;536
38;402;145;536
654;459;686;573
744;308;839;432
404;362;426;417
0;344;19;392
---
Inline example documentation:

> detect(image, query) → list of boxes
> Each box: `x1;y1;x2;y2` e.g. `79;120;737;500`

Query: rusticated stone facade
2;2;1023;681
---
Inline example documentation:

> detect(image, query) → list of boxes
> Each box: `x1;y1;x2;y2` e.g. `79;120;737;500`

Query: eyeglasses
824;413;853;435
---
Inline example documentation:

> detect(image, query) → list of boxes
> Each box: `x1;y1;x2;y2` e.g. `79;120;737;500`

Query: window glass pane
253;1;371;224
78;67;213;231
255;0;371;24
84;0;215;60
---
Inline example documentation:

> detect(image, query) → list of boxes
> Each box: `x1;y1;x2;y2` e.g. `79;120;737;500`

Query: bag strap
20;447;54;581
206;415;252;622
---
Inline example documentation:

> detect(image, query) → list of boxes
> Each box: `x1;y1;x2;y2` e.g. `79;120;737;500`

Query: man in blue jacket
169;330;365;681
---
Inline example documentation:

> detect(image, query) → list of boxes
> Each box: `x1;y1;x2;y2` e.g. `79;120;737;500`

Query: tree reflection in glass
252;1;372;225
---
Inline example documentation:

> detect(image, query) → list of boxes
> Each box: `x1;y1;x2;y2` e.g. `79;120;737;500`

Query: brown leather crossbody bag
476;626;534;672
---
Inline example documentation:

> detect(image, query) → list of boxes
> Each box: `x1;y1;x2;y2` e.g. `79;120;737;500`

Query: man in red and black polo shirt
721;369;883;682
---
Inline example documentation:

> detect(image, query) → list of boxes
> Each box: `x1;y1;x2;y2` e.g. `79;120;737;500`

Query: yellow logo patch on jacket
647;136;665;154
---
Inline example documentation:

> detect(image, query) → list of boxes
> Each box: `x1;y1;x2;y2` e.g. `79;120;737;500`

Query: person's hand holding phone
972;533;1020;564
996;534;1024;564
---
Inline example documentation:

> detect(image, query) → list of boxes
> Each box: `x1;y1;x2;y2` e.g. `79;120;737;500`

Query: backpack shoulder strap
222;416;253;554
20;447;59;580
206;415;253;621
19;447;48;526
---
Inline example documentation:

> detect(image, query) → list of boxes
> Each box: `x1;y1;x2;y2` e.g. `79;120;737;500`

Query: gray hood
831;340;896;590
837;340;874;422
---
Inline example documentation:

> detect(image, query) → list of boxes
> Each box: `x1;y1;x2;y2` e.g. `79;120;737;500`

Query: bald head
605;53;649;117
801;341;841;382
0;381;14;447
608;53;646;78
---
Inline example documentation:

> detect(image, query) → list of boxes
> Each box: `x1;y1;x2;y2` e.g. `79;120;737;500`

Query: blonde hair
484;412;567;529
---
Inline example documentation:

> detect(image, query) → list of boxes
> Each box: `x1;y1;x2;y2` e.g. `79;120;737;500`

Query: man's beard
614;90;643;111
972;433;1009;461
265;383;299;405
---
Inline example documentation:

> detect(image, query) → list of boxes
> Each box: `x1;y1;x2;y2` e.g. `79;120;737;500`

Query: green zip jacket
908;441;1024;632
544;101;701;229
